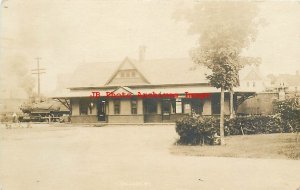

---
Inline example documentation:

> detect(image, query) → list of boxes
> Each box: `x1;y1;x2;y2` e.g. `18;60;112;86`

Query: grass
170;133;300;160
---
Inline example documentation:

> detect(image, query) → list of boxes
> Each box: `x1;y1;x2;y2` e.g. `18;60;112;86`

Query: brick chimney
139;46;146;63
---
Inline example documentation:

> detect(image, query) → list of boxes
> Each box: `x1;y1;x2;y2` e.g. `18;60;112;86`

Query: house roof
51;57;259;98
68;57;211;88
131;58;210;85
243;68;263;81
240;65;264;81
272;74;300;87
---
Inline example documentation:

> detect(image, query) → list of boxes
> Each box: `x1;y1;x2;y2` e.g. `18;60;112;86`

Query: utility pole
31;57;46;98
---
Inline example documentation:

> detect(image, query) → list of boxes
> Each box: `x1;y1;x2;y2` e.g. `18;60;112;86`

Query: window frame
113;99;121;115
131;99;138;114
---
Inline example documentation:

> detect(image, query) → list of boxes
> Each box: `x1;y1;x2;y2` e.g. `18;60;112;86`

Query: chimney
296;70;299;76
139;46;146;63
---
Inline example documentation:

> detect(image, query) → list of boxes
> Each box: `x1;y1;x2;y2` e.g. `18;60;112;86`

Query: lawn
171;133;300;160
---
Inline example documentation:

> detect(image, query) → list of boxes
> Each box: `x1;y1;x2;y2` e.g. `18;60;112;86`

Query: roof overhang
51;86;257;99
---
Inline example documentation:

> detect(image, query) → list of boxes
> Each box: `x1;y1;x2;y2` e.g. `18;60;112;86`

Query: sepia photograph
0;0;300;189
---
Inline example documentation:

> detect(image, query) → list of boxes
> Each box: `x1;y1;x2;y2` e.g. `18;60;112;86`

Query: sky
0;0;300;96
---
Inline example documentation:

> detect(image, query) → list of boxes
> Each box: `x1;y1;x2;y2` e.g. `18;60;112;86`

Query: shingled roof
68;58;211;88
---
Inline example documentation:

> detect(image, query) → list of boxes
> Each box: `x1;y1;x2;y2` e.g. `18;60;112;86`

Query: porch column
230;90;235;118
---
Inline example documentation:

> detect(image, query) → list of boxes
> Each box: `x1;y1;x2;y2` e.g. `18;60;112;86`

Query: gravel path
0;124;299;190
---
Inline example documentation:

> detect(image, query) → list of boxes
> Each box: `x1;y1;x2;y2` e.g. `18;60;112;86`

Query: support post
220;88;225;145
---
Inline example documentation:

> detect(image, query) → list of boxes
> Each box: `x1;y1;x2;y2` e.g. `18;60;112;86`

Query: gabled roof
132;58;210;85
68;57;211;88
105;57;150;85
69;60;119;88
242;66;263;81
269;73;300;87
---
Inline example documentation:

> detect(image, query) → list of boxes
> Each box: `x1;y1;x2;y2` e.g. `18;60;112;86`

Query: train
19;100;70;122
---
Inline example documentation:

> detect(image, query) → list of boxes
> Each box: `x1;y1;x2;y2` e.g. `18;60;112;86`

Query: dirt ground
0;123;300;190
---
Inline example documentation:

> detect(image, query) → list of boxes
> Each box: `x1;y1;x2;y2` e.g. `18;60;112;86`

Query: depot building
52;50;254;123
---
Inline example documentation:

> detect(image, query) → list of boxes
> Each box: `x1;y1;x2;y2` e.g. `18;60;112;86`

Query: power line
31;57;46;97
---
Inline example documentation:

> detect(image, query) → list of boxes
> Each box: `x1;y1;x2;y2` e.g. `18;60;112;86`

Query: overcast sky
0;0;300;95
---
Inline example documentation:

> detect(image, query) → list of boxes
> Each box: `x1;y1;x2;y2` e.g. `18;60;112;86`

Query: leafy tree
177;2;262;145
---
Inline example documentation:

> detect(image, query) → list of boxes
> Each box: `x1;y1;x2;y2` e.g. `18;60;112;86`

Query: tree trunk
220;88;225;145
229;88;234;119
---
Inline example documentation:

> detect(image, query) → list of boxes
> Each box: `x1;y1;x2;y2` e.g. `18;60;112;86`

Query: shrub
175;116;219;145
274;97;300;133
225;115;282;135
175;115;283;145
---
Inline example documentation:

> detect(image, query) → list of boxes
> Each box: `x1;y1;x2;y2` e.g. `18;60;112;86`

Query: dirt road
0;124;299;190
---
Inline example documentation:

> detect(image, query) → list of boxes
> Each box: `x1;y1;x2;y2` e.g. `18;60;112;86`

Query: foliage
225;115;282;135
177;2;262;90
175;116;219;145
274;97;300;133
176;2;263;145
175;115;282;145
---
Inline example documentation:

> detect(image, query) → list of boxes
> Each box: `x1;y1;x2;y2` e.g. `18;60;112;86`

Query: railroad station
52;49;255;123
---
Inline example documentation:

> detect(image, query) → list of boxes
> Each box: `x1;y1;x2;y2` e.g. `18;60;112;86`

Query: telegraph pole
31;57;46;97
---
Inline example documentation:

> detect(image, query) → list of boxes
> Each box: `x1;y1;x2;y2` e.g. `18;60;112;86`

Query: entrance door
162;99;171;120
97;100;106;121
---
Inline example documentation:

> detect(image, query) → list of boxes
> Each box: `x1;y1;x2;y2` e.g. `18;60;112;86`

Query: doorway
97;100;106;121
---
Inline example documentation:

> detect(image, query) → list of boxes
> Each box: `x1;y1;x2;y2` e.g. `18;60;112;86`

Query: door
162;99;171;120
97;100;106;121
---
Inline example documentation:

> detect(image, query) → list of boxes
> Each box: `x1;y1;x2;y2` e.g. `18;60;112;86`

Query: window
162;99;171;115
211;94;220;114
120;72;124;77
253;82;255;87
144;99;157;114
114;100;120;114
175;99;182;114
79;99;89;115
191;99;203;115
247;82;249;87
131;99;137;114
126;71;130;77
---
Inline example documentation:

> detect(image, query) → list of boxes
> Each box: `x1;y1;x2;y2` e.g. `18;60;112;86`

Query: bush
274;97;300;133
175;115;283;145
225;115;282;135
175;116;219;145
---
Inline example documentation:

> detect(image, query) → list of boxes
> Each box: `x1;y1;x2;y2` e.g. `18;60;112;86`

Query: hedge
274;97;300;133
226;115;282;135
175;116;219;145
176;115;283;145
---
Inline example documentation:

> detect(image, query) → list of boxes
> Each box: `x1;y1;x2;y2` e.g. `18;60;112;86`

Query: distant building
239;64;275;92
237;69;300;115
267;71;300;93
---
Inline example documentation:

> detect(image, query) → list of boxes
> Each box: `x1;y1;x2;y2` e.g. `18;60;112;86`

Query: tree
178;2;262;145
